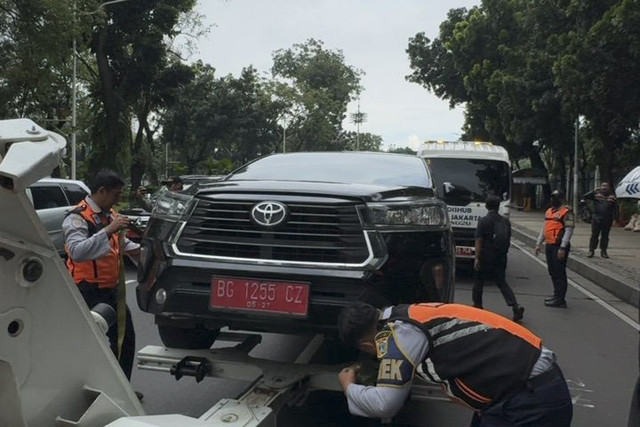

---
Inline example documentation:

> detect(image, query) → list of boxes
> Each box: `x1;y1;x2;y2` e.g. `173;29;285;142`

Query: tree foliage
271;39;363;151
407;0;640;184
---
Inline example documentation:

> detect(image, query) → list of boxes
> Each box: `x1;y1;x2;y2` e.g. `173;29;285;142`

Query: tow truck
0;119;468;426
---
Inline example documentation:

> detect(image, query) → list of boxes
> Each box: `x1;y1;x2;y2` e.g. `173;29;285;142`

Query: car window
60;183;88;205
30;185;69;210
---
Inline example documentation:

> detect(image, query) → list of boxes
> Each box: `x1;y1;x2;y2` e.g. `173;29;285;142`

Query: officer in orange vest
62;169;139;382
534;190;574;308
337;302;572;426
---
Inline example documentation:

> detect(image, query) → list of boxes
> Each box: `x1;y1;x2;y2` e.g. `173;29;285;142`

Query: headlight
152;190;197;221
361;201;449;229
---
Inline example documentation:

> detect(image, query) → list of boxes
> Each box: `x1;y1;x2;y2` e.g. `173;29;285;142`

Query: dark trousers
473;255;518;308
470;364;573;426
78;281;136;380
544;245;569;302
589;217;612;252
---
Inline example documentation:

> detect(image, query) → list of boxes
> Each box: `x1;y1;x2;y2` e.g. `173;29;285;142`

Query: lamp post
71;0;131;179
573;117;579;216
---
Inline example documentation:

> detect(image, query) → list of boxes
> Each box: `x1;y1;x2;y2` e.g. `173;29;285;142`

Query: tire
157;324;219;349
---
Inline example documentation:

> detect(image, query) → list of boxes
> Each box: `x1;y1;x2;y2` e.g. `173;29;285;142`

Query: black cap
551;190;564;198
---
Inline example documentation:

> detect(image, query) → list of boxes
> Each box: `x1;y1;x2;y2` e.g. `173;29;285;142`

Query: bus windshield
426;158;510;206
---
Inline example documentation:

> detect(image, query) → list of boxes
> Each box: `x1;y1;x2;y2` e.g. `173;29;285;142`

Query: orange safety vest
388;303;542;411
65;200;120;288
544;206;570;245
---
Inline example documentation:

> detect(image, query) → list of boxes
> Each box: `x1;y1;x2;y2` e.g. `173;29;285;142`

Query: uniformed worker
534;190;574;308
337;302;573;426
63;169;139;381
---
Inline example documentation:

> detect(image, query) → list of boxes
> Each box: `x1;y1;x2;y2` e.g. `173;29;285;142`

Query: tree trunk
94;25;122;173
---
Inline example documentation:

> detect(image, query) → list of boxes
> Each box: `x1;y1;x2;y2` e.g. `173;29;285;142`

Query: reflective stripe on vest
395;303;542;411
65;201;120;288
544;206;569;245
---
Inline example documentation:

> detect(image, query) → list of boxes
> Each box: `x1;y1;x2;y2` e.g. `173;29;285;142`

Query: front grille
175;196;370;264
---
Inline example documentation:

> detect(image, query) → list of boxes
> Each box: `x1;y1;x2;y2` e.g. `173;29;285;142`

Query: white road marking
125;279;137;285
512;241;640;332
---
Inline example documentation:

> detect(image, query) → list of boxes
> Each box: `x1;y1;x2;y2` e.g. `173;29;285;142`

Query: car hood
195;180;436;203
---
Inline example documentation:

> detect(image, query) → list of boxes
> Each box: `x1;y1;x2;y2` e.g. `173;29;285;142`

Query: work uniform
536;205;574;303
63;196;139;379
345;303;572;426
584;189;617;253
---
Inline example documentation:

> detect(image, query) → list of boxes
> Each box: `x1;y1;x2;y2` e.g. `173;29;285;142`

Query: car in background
136;152;455;349
26;178;90;255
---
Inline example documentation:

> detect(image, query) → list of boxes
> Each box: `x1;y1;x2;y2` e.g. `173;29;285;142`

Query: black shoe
601;251;609;259
512;305;525;322
135;391;144;401
473;304;483;309
587;251;594;258
544;295;556;302
544;299;567;308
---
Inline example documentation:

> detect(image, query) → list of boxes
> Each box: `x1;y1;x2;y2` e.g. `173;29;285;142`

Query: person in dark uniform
473;195;524;321
337;302;573;426
534;190;574;308
584;181;617;258
62;169;141;396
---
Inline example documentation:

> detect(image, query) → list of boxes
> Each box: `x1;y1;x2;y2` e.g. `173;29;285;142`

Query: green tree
271;39;363;151
340;131;382;152
84;0;198;183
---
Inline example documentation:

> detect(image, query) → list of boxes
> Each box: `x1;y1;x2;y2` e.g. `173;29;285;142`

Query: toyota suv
136;152;454;348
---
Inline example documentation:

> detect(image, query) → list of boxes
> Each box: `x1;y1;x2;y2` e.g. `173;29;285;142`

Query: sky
191;0;481;151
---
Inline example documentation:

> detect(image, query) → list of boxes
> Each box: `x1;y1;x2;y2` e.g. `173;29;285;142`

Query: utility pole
71;1;77;179
573;117;579;215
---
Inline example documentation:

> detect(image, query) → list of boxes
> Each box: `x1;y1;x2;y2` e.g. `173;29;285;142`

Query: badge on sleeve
71;217;84;228
375;330;391;358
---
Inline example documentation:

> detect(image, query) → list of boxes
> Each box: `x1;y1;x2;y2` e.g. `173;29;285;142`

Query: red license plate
211;277;309;316
455;246;475;258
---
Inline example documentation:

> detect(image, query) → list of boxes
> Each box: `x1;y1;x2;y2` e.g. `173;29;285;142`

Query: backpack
491;215;510;255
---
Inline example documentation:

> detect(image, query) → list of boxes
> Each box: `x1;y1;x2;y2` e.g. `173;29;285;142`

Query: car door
28;183;72;253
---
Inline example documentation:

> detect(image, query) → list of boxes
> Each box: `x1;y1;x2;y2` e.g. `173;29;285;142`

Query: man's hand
557;248;566;261
473;259;481;271
338;364;360;393
534;245;541;256
105;216;130;237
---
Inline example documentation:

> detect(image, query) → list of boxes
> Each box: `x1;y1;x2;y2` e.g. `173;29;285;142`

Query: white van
418;141;511;259
26;178;90;254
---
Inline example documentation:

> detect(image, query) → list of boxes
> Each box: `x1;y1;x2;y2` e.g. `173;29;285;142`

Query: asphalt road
125;238;639;426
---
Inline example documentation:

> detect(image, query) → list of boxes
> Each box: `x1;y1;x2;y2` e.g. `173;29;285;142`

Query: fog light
155;288;167;305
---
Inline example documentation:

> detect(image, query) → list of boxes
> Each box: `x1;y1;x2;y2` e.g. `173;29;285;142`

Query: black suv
137;152;455;348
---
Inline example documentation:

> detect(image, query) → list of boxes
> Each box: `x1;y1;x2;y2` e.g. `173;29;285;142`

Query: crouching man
337;302;573;426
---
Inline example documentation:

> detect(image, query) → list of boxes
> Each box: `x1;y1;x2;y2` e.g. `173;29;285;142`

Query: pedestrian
136;175;183;211
584;181;617;258
473;195;524;321
62;169;142;398
337;302;573;426
534;190;574;308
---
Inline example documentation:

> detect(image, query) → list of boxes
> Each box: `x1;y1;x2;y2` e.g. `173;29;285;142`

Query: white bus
417;141;512;259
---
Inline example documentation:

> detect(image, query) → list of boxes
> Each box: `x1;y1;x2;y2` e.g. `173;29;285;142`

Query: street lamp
71;0;132;179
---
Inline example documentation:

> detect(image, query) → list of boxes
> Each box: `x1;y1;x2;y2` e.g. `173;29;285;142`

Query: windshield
228;153;433;188
425;158;510;205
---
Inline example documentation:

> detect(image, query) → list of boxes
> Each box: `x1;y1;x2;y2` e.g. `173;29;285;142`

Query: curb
511;224;639;308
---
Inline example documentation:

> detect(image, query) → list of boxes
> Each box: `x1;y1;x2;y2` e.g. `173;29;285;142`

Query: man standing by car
473;195;524;322
337;302;573;426
136;176;184;211
535;190;574;308
584;181;617;258
62;169;140;385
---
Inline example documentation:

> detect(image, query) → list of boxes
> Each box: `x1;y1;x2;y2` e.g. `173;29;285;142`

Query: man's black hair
485;195;501;211
89;169;125;194
337;302;380;347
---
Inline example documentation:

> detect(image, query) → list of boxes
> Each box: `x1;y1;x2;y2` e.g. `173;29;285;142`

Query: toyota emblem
251;201;289;227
